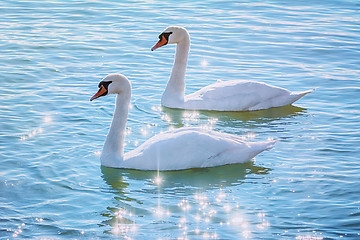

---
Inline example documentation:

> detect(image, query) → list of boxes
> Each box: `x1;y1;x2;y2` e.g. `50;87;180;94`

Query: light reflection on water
1;0;359;239
160;105;307;128
100;164;271;239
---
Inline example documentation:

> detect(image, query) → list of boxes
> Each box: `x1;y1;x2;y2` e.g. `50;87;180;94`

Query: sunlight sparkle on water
194;193;208;203
115;209;127;219
256;212;270;230
223;204;232;213
179;216;187;226
151;189;261;239
151;106;161;112
140;128;148;137
183;111;200;122
111;223;137;237
20;128;43;141
208;117;218;125
199;123;214;130
178;199;191;211
194;214;201;222
194;194;209;210
202;232;218;239
216;191;226;203
296;236;323;240
125;127;132;136
154;206;170;218
153;175;163;185
229;212;251;239
240;132;256;141
201;59;208;67
12;223;25;238
246;132;256;140
43;115;52;124
111;208;137;237
161;114;172;123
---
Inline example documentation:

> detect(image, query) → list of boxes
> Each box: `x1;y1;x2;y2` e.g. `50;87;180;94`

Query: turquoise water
1;0;359;239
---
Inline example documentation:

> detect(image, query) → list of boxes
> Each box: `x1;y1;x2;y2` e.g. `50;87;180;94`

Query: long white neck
161;36;190;107
100;93;130;168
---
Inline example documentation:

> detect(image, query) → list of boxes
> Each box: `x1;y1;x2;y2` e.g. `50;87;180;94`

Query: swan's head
90;73;131;101
151;26;189;51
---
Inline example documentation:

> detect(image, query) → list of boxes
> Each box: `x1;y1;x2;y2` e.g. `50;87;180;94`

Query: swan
90;73;276;170
151;26;314;111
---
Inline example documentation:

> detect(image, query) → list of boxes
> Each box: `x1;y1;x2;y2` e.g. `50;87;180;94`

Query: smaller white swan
151;26;314;111
91;73;275;170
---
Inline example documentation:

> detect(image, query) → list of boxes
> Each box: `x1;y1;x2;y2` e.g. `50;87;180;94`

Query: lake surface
1;0;359;239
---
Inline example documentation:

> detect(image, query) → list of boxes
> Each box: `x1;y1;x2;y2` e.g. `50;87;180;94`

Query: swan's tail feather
255;140;276;152
289;88;315;104
295;88;315;96
293;88;315;97
234;140;276;164
245;140;276;158
263;140;276;151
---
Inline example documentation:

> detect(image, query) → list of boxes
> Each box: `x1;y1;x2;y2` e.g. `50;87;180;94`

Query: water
1;0;359;239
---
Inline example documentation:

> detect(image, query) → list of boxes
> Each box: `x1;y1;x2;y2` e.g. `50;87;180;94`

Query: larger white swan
151;26;314;111
90;73;275;170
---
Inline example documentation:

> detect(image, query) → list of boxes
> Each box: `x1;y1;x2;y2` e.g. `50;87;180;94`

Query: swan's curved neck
162;36;190;107
101;93;130;167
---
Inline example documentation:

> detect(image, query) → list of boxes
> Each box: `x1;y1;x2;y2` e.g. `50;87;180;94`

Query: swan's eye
159;32;173;41
98;81;112;89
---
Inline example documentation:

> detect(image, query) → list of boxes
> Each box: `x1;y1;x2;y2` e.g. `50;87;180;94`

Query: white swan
90;73;276;170
151;26;314;111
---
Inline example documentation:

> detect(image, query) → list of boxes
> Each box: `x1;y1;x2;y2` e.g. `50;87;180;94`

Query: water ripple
1;0;359;239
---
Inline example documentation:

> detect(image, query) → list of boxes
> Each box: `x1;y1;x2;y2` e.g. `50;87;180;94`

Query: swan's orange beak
90;86;107;101
151;35;167;51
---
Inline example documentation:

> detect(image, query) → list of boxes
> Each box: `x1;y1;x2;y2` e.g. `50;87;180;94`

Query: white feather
153;26;314;111
92;74;275;170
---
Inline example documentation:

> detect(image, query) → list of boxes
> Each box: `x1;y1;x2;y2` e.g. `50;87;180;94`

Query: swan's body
151;26;314;111
91;73;275;170
183;80;312;111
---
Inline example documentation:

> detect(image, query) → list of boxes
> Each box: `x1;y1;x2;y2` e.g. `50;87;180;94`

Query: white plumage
91;73;275;170
184;80;313;111
151;26;314;111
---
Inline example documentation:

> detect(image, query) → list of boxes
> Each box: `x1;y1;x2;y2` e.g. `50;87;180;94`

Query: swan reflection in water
100;163;271;237
160;104;307;130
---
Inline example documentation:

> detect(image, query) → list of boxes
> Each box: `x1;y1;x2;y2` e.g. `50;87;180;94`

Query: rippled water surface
1;0;360;239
